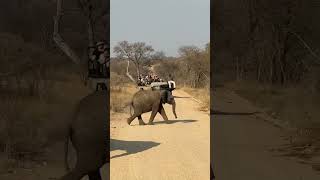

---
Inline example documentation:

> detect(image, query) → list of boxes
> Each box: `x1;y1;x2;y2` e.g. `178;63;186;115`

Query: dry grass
110;78;137;113
0;32;94;172
0;69;90;170
110;71;139;113
181;86;210;111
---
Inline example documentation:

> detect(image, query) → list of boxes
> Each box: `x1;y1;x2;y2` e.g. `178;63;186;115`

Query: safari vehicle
150;80;176;91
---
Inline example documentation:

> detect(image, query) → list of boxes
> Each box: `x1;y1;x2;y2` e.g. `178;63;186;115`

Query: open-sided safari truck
150;80;176;91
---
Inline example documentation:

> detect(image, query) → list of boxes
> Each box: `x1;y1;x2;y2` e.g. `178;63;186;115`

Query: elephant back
132;90;161;112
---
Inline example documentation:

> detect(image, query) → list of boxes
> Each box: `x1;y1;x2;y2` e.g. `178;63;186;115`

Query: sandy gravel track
211;89;320;180
110;90;210;180
0;89;209;180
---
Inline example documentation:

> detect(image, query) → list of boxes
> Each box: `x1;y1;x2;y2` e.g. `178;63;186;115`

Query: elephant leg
88;169;102;180
138;115;146;125
158;105;169;122
148;104;159;125
127;114;137;125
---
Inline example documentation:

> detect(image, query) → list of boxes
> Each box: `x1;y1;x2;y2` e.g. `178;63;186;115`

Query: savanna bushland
0;0;108;177
212;0;320;161
109;41;211;180
110;41;210;114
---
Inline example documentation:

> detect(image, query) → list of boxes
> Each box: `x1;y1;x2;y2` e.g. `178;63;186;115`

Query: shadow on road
154;119;197;124
110;139;160;159
211;110;259;116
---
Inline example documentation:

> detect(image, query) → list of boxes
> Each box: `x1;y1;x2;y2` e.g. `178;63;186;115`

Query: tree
175;44;210;88
212;0;320;85
151;51;166;61
178;45;201;57
53;0;109;86
113;41;154;82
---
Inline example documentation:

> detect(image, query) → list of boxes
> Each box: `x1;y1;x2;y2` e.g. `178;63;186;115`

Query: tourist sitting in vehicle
96;41;108;75
89;41;108;78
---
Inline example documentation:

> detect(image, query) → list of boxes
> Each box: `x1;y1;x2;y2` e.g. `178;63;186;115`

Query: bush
0;95;47;161
0;33;90;168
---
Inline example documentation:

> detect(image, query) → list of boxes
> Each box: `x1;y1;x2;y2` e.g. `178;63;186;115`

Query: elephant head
160;90;177;118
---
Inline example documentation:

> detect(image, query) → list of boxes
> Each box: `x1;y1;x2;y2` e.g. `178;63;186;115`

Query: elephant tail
64;130;71;172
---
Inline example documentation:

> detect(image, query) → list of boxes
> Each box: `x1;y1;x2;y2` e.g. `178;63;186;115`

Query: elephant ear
160;90;168;104
167;90;174;104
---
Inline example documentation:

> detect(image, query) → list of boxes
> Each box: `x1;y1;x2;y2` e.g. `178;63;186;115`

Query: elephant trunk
171;99;177;118
129;101;133;116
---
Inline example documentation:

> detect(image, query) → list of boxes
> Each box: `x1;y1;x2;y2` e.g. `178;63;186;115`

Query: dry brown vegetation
0;74;90;172
0;33;90;171
0;0;108;174
213;0;320;161
182;86;210;112
110;42;210;112
153;44;210;110
110;73;137;113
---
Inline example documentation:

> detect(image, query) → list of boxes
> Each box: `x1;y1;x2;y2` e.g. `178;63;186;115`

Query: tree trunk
126;60;136;83
136;63;141;79
257;51;262;82
269;53;275;84
53;0;82;65
236;57;240;81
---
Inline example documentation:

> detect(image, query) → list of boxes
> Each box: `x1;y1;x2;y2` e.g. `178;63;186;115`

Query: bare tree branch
201;71;209;81
287;29;320;65
126;60;136;83
53;0;81;65
114;41;154;79
87;14;95;47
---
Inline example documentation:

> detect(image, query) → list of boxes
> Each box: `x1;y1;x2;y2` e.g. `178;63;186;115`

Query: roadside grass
181;86;210;112
110;85;137;113
223;80;320;163
110;73;137;113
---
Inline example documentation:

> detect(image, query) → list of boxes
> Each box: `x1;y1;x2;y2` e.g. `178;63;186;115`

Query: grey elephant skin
127;89;177;125
59;91;109;180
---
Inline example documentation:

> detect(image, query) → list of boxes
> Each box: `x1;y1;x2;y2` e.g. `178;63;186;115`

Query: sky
110;0;210;57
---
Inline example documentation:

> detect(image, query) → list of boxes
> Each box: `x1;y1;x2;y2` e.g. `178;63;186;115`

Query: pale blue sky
110;0;210;57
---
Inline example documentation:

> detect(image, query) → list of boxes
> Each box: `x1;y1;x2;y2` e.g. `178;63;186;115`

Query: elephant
59;90;109;180
127;89;177;125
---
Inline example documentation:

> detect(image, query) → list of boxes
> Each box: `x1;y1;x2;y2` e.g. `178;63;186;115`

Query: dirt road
110;89;210;180
212;89;320;180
